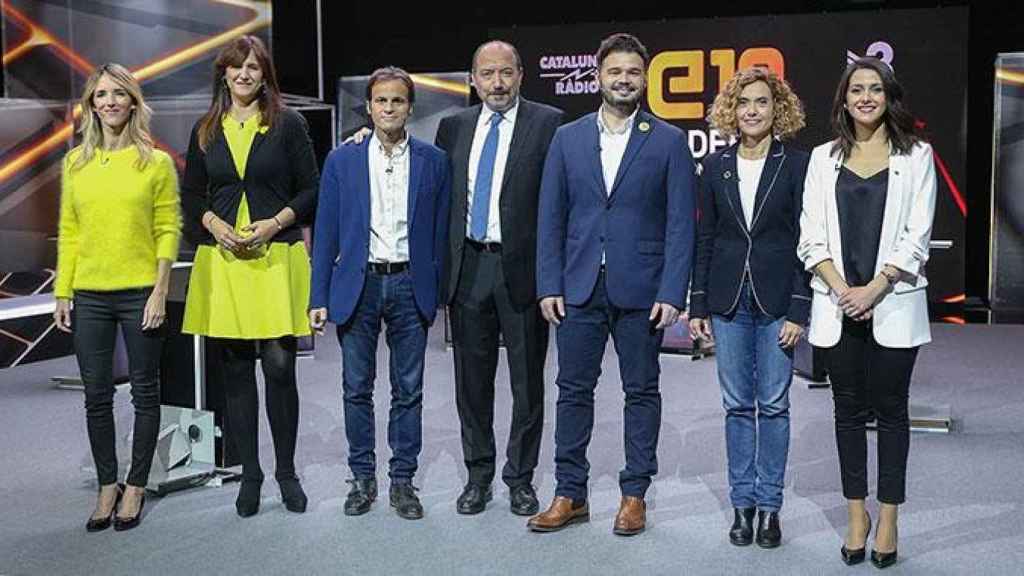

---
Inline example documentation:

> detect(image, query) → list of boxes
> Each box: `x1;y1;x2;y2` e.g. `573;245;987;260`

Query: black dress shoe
278;476;308;513
113;492;146;532
841;511;872;566
86;485;123;533
509;484;539;516
871;525;898;569
456;483;492;515
729;507;755;546
235;478;263;518
343;478;377;516
755;510;782;548
390;483;423;520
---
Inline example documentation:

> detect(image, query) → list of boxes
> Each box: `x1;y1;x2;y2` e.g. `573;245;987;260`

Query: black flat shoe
344;478;377;516
456;483;492;515
235;479;263;518
841;511;872;566
278;476;308;513
509;484;539;516
390;483;423;520
871;525;898;569
86;484;123;533
113;491;145;532
756;510;782;548
729;507;755;546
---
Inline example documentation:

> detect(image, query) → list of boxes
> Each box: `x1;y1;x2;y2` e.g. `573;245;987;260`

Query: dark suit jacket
309;137;451;326
181;107;319;247
434;98;563;311
537;109;697;310
689;140;812;324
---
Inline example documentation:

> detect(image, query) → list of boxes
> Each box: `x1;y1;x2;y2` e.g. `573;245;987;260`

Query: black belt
466;238;502;253
368;261;409;275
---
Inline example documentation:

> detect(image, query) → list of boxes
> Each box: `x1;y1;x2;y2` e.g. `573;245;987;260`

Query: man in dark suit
435;41;563;516
309;66;451;521
528;33;696;536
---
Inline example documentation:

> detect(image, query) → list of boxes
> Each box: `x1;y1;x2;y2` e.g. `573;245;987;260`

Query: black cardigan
181;107;319;246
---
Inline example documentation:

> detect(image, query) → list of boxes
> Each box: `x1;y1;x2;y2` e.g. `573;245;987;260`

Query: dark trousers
336;270;427;483
825;318;918;504
450;243;548;488
217;336;300;483
554;271;664;500
73;288;163;488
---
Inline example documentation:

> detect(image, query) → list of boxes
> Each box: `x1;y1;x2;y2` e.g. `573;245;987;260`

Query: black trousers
73;289;163;488
450;243;548;488
825;318;918;504
217;336;299;483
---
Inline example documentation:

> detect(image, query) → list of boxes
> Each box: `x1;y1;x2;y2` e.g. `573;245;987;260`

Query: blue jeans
711;281;793;512
336;270;427;484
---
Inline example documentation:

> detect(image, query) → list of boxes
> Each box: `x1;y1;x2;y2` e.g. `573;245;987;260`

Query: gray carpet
2;323;1023;575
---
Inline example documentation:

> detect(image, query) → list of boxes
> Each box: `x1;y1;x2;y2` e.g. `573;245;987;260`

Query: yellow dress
182;114;311;338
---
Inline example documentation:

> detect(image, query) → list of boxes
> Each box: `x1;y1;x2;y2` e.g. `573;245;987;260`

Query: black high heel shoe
840;510;872;565
113;488;146;532
871;525;898;569
86;484;123;533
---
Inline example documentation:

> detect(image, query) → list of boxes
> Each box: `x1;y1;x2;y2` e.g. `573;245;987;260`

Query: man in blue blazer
528;34;696;536
309;67;451;521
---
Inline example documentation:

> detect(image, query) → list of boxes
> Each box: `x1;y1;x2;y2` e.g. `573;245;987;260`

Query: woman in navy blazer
798;58;935;569
689;68;810;549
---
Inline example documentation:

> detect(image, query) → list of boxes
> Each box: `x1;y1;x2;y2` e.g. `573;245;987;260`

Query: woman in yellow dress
181;36;318;517
55;63;180;531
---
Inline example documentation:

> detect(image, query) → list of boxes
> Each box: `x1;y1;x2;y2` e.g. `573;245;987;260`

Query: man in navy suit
527;33;696;536
309;66;451;520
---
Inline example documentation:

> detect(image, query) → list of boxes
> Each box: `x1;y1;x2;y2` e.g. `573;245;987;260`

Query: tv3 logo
848;41;895;69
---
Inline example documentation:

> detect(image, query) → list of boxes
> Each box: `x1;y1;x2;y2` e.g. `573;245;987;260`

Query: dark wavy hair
830;57;920;159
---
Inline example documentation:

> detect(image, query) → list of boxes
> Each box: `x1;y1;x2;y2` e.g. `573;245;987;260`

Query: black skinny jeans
825;318;918;504
74;289;163;488
217;337;299;483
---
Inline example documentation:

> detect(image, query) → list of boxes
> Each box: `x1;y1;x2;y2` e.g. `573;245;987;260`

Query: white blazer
797;140;936;348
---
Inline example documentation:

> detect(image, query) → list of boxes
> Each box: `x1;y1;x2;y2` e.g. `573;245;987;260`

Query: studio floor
2;323;1022;576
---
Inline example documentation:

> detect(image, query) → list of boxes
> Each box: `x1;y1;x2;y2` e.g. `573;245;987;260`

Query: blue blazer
689;140;811;324
537;110;696;309
310;137;451;325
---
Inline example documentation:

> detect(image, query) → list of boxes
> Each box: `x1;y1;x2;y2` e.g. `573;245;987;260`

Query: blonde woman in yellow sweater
54;63;181;532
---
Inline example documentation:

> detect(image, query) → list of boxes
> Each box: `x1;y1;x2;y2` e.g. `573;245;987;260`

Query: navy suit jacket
689;140;811;324
310;137;451;325
537;110;696;310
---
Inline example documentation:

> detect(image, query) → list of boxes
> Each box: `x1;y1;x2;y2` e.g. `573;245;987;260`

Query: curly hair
707;68;805;139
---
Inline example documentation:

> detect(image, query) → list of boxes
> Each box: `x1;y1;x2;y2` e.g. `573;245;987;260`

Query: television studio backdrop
2;1;1024;574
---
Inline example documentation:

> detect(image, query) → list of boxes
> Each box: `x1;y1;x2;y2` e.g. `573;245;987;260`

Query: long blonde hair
72;63;154;171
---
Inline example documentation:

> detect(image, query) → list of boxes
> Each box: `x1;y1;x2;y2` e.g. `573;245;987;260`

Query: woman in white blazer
798;57;935;570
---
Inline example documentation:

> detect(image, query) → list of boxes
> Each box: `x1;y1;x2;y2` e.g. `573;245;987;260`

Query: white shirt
466;100;519;243
367;131;410;263
597;104;637;194
736;155;766;228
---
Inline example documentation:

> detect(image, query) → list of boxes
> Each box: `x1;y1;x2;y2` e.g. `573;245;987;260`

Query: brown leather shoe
527;496;589;532
613;496;646;536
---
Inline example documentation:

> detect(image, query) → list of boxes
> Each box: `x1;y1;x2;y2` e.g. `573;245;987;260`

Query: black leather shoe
235;478;263;518
343;478;377;516
278;476;308;513
756;510;782;548
390;483;423;520
456;483;492;515
113;492;146;532
871;525;898;569
841;511;872;566
86;484;123;533
509;484;539;516
729;507;755;546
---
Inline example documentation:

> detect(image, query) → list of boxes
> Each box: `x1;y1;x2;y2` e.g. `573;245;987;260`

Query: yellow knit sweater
54;145;181;299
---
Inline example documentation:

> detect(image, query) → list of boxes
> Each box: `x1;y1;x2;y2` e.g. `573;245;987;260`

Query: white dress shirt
597;104;637;194
466;99;519;243
368;130;410;263
737;155;766;228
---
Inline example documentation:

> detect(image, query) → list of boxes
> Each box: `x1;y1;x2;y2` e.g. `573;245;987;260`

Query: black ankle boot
278;476;307;513
729;507;755;546
236;478;263;518
755;510;782;548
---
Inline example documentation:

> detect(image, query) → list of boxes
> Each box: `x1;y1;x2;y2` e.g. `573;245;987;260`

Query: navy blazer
310;137;451;325
537;110;696;310
689;140;811;324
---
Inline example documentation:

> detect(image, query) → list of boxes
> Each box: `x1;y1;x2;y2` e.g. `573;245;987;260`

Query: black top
181;107;319;247
836;166;888;286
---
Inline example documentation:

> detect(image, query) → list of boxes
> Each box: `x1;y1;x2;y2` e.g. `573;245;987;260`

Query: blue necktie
471;112;502;240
